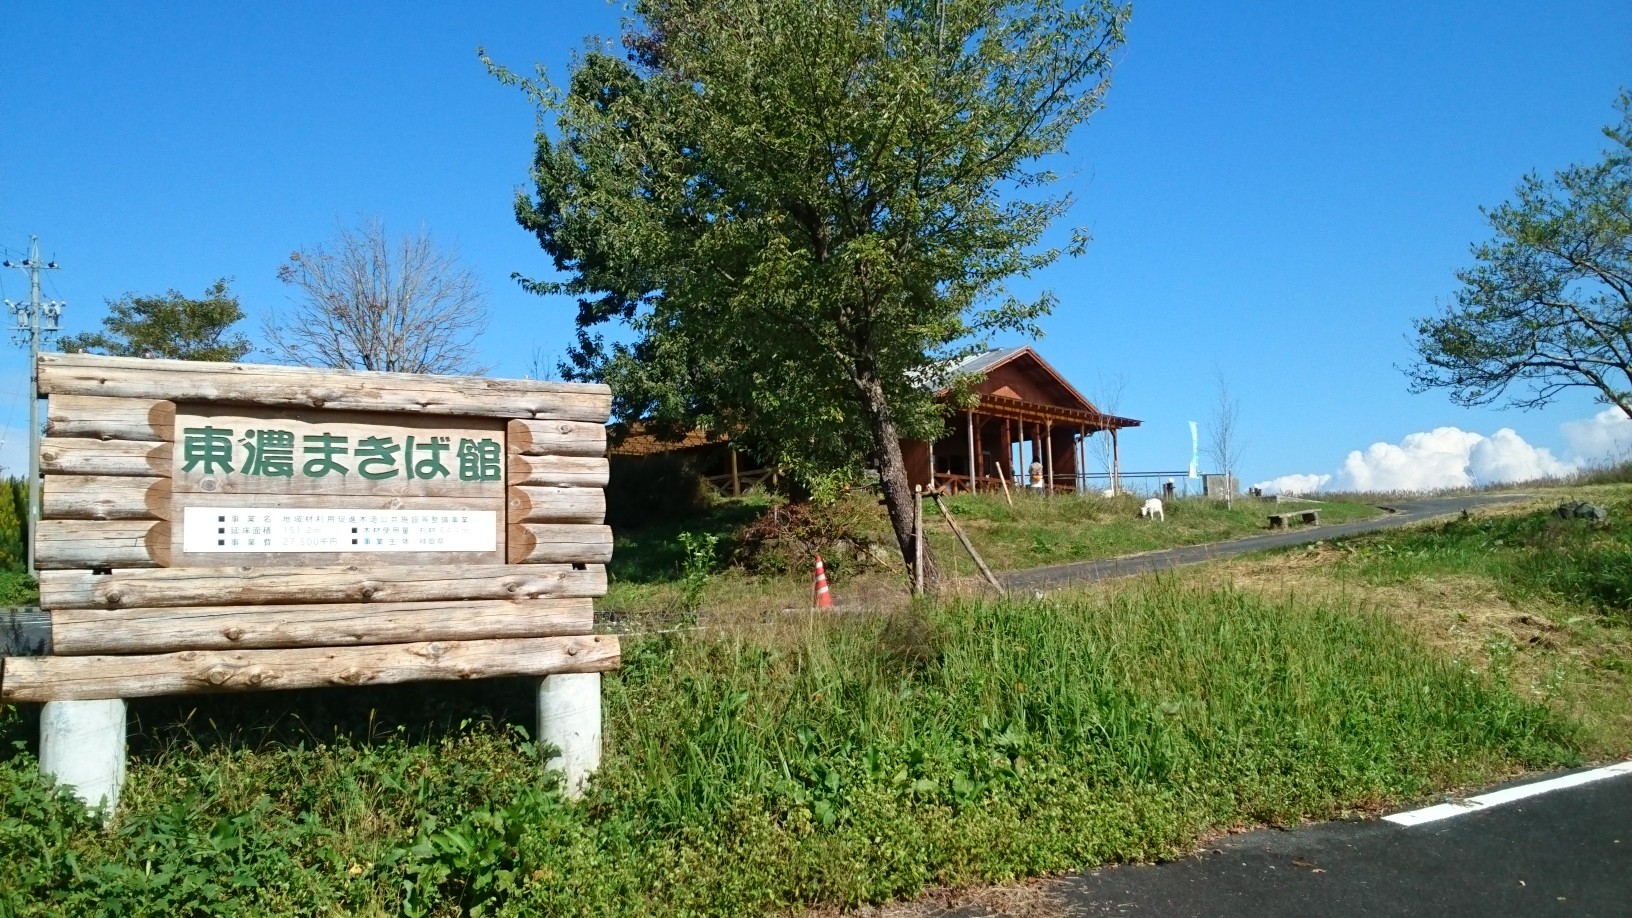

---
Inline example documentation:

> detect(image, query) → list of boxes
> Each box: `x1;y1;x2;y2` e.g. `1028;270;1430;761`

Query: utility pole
4;236;64;577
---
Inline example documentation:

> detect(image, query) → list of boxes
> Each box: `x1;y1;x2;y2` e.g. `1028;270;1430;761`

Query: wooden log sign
2;353;619;703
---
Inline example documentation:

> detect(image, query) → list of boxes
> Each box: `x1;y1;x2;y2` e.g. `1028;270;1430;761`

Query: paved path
1002;493;1531;594
937;763;1632;917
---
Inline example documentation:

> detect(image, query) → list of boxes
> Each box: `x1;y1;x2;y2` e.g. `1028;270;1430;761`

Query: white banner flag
1188;421;1199;478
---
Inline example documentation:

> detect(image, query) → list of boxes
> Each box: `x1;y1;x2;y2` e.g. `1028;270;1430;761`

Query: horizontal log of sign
180;426;502;482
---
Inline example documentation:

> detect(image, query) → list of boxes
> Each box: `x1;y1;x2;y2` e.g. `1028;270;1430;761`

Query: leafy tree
59;279;251;362
487;0;1128;577
1409;93;1632;417
0;477;25;571
266;217;489;375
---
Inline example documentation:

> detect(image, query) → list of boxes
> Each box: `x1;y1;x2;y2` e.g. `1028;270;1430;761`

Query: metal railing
935;469;1203;497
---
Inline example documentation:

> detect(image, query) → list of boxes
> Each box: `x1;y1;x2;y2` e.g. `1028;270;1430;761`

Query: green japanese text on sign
180;426;502;482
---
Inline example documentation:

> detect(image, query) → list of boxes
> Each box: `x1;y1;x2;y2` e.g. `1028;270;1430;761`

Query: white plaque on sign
182;507;498;553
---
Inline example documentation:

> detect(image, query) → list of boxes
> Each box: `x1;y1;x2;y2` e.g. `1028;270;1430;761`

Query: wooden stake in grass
995;462;1015;508
931;492;1005;595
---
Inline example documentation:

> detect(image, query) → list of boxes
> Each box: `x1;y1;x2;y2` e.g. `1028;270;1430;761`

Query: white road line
1384;761;1632;827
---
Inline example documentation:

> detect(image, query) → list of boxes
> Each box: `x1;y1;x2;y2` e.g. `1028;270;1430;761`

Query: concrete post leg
39;699;127;815
537;673;601;799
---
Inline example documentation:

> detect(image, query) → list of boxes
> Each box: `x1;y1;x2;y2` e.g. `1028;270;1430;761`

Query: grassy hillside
601;489;1382;619
1;581;1579;916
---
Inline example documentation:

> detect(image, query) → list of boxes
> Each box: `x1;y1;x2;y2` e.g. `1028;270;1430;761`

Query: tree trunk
853;370;938;589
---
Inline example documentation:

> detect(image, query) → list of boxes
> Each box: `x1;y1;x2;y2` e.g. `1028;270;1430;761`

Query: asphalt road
1047;765;1632;917
1002;493;1533;594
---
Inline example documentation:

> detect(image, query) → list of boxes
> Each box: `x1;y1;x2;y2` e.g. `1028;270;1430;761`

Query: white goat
1139;498;1164;521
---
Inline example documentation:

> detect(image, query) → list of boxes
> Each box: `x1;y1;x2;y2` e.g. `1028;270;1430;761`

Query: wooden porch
906;348;1141;495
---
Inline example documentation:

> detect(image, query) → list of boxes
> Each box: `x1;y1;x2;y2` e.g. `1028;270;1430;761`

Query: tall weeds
1;582;1578;916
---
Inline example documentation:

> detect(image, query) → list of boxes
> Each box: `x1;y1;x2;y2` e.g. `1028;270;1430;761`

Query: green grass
601;490;1384;616
1332;495;1632;623
1;582;1578;916
608;495;774;585
927;491;1380;572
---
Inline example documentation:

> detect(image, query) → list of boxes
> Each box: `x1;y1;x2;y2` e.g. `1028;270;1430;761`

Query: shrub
606;454;714;531
0;478;27;572
733;496;894;577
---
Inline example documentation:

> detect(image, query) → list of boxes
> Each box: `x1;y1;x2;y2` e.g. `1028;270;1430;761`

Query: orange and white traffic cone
812;554;833;608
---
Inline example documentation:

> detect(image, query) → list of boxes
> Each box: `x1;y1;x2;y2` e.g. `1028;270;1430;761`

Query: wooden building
609;425;772;496
610;346;1139;496
907;346;1140;494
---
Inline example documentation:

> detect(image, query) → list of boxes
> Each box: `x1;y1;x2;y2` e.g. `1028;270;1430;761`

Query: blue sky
2;2;1629;491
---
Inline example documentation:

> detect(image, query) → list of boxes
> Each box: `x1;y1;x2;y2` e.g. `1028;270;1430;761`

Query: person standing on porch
1029;459;1044;489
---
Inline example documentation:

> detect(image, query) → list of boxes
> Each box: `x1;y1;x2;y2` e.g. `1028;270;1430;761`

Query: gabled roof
935;346;1140;430
610;424;727;457
937;346;1094;411
938;345;1029;379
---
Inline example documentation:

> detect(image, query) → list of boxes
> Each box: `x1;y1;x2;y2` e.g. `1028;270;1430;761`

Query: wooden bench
1267;509;1321;530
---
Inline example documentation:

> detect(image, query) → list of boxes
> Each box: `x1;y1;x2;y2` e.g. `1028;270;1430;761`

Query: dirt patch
795;876;1071;918
1222;550;1545;655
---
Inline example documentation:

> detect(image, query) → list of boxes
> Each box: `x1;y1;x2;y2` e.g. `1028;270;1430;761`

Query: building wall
1051;431;1080;488
901;439;932;489
976;360;1087;411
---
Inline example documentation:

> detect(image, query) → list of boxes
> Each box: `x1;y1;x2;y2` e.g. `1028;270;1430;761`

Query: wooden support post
1007;419;1017;489
931;494;1004;595
1043;420;1053;496
992;414;1005;486
538;672;601;799
966;410;977;493
39;699;126;815
995;462;1013;507
912;485;924;597
927;440;935;488
1024;421;1037;490
729;448;741;497
1078;431;1088;494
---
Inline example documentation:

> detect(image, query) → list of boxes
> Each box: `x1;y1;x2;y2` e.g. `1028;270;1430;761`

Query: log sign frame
4;353;618;810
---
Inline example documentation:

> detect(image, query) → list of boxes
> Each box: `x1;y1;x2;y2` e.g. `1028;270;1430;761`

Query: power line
44;273;67;305
0;376;25;482
0;378;21;451
3;235;65;576
0;230;31;260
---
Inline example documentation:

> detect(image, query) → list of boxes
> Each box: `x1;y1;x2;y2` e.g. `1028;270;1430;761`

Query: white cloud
1561;408;1632;465
1254;472;1330;496
1335;427;1486;492
1254;423;1576;495
1469;428;1574;483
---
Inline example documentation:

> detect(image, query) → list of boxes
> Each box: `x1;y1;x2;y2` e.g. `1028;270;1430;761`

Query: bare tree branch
1089;371;1127;490
265;217;490;375
1205;370;1244;508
